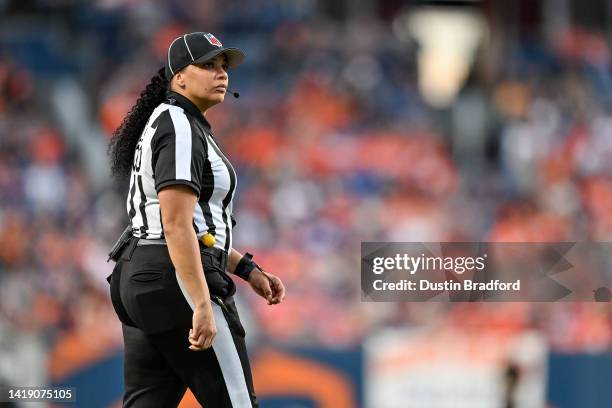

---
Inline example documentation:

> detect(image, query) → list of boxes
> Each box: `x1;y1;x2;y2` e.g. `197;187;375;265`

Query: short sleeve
150;108;206;195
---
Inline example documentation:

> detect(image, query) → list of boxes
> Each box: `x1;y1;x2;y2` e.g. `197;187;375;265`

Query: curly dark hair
108;67;169;178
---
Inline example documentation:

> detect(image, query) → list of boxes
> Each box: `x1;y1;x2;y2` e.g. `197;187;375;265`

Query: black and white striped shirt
126;91;237;251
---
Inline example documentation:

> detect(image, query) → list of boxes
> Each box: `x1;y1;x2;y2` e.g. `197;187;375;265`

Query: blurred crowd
0;0;610;385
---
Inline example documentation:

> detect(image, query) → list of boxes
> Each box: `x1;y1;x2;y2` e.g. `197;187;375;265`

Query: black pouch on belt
200;248;236;299
107;225;133;262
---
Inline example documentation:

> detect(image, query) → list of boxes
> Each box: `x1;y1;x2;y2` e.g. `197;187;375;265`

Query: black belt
137;237;229;272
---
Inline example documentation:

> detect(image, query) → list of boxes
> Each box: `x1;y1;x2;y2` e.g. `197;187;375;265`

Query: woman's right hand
189;302;217;351
159;186;217;351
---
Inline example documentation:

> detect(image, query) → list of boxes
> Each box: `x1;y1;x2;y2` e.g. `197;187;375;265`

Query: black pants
108;240;258;407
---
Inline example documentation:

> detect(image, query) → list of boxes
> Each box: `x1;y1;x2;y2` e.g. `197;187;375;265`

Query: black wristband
234;252;258;281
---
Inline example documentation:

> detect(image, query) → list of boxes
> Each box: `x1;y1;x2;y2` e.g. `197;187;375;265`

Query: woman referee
107;32;285;407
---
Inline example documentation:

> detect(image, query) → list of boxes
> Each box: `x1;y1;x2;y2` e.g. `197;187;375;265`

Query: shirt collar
165;90;212;130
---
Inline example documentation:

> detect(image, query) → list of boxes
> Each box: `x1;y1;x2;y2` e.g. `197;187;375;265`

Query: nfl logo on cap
204;33;222;47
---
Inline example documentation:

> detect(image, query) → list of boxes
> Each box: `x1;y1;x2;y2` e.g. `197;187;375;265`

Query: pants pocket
131;270;164;282
126;268;179;334
121;246;197;333
133;286;176;334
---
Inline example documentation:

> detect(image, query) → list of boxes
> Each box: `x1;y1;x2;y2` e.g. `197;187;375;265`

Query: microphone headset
229;90;240;98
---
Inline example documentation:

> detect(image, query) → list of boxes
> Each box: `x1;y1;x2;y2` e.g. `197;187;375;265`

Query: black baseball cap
165;32;245;81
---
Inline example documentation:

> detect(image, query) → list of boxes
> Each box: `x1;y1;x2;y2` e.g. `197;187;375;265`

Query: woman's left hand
248;269;286;305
